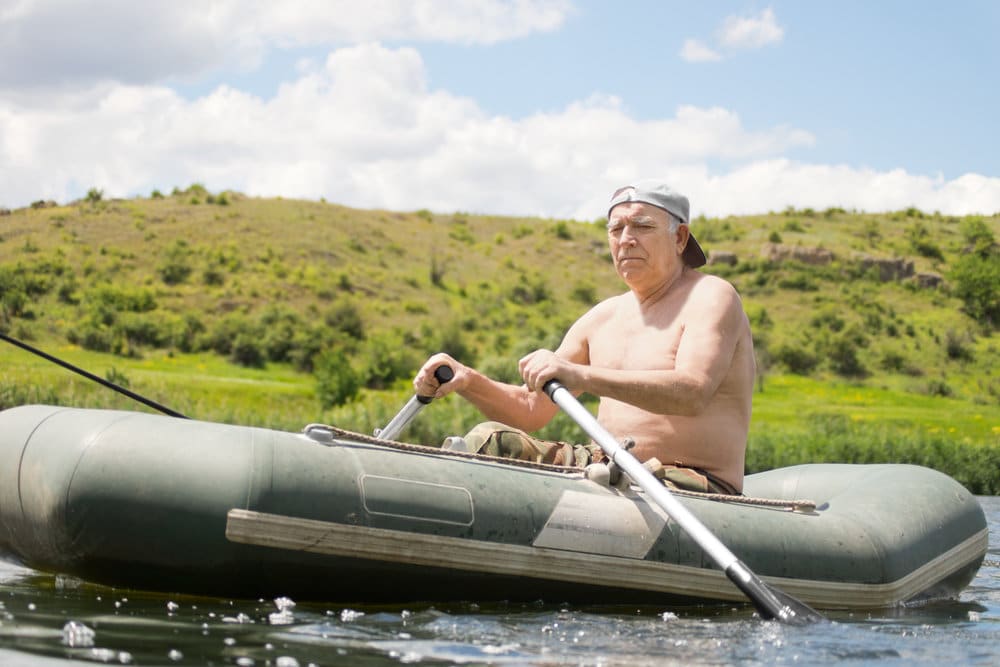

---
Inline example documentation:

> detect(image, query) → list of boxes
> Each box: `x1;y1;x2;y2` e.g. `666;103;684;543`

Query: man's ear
675;224;691;254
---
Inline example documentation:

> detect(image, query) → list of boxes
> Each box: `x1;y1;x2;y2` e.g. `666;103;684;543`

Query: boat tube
0;404;987;608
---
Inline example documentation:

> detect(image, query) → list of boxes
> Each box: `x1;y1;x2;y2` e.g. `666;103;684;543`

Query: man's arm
412;308;595;431
520;278;746;416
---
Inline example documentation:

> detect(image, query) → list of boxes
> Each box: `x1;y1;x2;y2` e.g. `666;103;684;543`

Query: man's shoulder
689;269;738;297
574;292;628;327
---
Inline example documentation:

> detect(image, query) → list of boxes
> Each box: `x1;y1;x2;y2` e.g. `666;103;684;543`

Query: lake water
0;497;996;666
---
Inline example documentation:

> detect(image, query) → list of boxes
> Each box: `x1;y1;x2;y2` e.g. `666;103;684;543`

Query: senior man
414;180;755;494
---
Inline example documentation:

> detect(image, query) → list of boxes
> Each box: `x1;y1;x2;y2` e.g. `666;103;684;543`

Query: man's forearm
458;369;556;431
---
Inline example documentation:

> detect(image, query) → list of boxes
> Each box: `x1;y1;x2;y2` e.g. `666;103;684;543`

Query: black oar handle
417;365;454;404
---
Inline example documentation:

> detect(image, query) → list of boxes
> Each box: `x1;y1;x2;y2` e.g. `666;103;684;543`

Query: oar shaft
544;380;825;625
376;395;424;441
547;382;737;571
375;365;454;441
0;332;187;419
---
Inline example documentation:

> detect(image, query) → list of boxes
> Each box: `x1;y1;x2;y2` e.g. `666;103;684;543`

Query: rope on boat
303;423;818;513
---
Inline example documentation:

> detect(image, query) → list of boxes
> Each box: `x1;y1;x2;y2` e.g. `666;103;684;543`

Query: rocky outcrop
761;243;834;265
914;272;944;288
708;250;738;266
855;254;915;282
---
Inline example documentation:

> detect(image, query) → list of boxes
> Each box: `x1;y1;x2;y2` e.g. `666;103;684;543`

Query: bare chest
588;309;685;371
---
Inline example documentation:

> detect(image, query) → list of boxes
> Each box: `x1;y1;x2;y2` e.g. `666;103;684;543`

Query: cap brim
683;233;707;268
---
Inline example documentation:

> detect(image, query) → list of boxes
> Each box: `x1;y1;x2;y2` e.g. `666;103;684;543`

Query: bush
314;348;361;408
85;285;157;313
950;250;1000;328
773;344;819;375
199;314;259;357
258;305;305;363
324;300;365;340
824;326;869;377
551;221;572;240
230;334;266;367
906;222;944;260
158;240;194;285
359;332;420;389
570;282;597;304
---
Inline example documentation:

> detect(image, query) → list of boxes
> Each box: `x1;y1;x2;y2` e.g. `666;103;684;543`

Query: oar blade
727;561;826;625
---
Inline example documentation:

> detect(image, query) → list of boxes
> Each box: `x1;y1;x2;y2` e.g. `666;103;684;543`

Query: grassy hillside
2;187;999;490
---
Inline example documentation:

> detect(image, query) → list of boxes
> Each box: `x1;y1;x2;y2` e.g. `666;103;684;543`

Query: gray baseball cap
607;180;706;268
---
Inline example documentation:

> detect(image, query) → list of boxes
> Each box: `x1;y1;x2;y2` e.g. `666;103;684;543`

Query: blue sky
2;1;998;219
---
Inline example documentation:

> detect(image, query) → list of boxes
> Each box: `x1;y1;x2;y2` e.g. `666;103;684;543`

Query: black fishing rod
0;332;188;419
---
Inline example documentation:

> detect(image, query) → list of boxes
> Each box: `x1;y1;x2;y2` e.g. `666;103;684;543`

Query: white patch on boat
361;474;474;526
532;490;669;558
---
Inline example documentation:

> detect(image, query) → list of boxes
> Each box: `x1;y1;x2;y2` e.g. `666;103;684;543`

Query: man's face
607;202;689;285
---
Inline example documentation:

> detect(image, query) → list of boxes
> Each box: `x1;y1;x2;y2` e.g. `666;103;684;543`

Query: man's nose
619;226;639;244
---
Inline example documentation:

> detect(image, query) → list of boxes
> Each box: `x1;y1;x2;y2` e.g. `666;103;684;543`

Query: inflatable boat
0;404;987;609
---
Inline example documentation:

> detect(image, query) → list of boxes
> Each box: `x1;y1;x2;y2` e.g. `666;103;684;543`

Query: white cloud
2;43;998;220
679;39;722;63
717;7;784;49
0;0;573;90
682;7;784;63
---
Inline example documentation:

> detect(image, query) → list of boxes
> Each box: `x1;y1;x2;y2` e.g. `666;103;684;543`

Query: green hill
2;187;999;491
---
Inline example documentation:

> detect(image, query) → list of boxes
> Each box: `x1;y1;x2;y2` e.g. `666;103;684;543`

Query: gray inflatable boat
0;404;987;609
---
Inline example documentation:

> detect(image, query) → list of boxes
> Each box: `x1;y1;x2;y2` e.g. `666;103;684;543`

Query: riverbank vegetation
1;188;998;492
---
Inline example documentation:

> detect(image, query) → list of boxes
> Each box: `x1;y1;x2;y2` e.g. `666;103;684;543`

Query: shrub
959;216;996;253
158;240;194;285
359;332;420;389
230;334;266;367
906;222;944;260
825;327;868;377
773;344;819;375
950;250;1000;328
85;285;157;312
570;282;597;304
783;219;805;232
431;323;476;367
810;309;845;332
324;300;365;340
314;347;361;408
200;314;259;356
258;305;305;363
944;330;974;361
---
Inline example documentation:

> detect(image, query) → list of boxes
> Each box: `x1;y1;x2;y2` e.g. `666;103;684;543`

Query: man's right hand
414;353;467;399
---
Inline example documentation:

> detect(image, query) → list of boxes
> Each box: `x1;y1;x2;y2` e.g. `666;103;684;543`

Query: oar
543;380;826;625
0;331;188;419
375;365;454;441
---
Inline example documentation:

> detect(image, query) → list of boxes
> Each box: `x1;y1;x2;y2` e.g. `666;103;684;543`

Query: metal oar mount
375;365;454;441
543;380;827;625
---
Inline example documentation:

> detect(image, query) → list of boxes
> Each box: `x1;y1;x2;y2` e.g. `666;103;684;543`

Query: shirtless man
413;180;755;494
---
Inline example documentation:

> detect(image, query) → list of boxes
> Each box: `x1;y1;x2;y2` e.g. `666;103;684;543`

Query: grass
3;338;998;494
2;190;999;492
752;375;999;444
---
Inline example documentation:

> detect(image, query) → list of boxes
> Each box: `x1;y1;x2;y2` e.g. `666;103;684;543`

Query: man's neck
629;265;688;307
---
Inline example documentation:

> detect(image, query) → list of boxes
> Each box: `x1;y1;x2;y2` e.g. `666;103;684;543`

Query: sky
1;0;998;221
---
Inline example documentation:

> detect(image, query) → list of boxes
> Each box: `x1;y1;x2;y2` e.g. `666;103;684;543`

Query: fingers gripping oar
543;380;826;625
375;365;454;441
